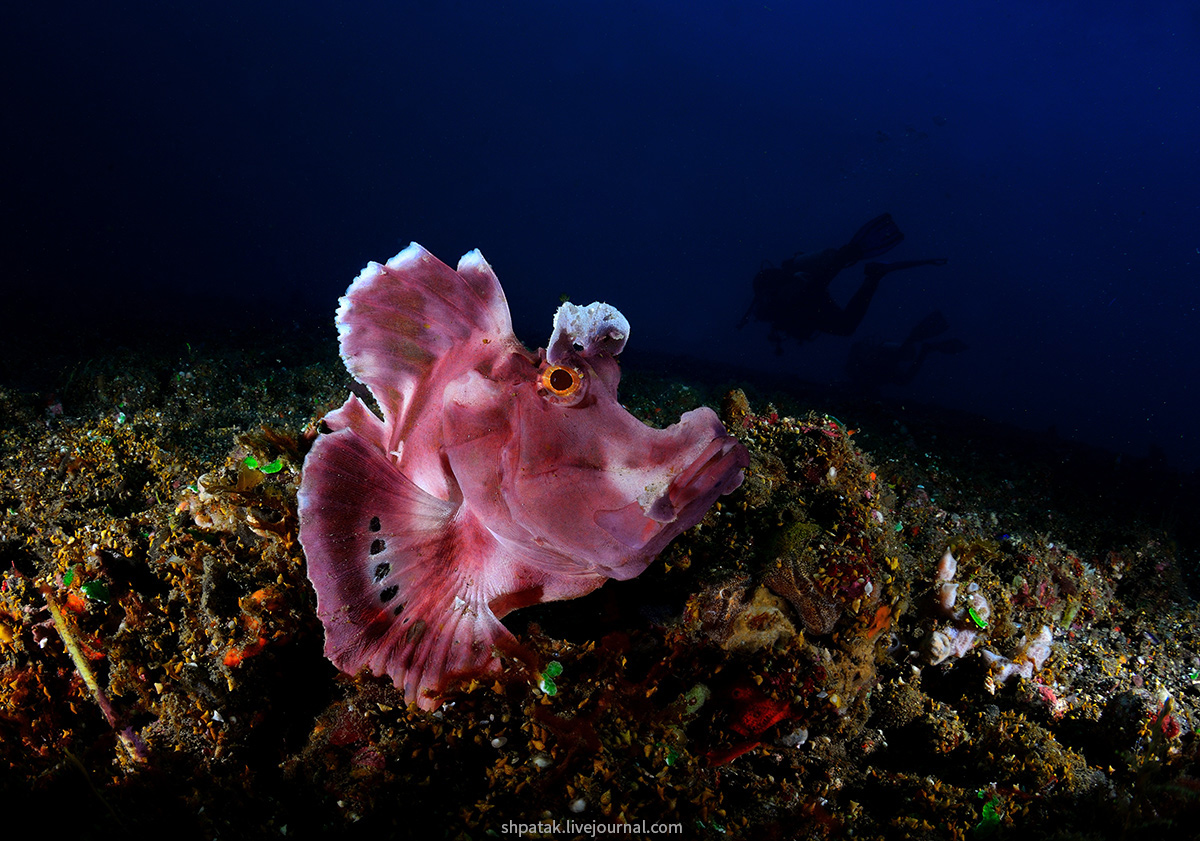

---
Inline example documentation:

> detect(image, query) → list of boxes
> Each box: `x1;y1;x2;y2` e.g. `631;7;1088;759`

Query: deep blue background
5;1;1198;469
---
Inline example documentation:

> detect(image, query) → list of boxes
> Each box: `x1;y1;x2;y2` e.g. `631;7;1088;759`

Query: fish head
442;313;747;585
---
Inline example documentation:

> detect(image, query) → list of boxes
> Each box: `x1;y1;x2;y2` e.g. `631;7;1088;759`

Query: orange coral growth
64;592;88;613
864;605;892;640
223;614;268;667
223;633;268;667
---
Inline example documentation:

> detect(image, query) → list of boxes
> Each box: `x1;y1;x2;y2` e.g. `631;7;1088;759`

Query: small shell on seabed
936;550;957;582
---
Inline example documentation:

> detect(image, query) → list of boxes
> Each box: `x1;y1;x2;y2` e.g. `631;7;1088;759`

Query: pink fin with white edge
298;424;518;709
335;244;513;440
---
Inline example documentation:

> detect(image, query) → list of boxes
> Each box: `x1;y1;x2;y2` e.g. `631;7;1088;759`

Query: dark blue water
5;1;1198;469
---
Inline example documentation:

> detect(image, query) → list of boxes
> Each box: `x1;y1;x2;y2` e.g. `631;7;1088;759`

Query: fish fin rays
298;424;520;709
336;243;516;433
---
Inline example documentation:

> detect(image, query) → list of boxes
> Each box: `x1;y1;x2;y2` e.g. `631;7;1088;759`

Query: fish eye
540;364;584;402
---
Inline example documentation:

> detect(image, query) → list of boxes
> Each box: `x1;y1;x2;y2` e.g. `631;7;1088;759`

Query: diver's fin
904;311;950;346
844;213;905;263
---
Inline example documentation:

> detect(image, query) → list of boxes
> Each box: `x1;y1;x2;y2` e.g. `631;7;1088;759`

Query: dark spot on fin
369;516;381;532
372;562;391;583
370;538;385;555
406;619;427;644
380;585;399;603
393;603;405;616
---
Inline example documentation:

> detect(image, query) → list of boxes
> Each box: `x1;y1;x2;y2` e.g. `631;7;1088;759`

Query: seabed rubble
1;336;1198;840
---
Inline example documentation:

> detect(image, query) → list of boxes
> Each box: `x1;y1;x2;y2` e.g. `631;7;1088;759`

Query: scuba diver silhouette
737;214;947;353
845;310;968;390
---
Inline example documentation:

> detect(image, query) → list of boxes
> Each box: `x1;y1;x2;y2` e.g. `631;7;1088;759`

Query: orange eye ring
540;364;583;399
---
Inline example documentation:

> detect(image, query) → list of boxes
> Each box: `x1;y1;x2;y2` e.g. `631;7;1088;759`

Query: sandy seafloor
2;323;1199;841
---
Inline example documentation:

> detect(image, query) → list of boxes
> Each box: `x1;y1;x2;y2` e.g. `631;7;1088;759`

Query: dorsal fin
335;244;514;447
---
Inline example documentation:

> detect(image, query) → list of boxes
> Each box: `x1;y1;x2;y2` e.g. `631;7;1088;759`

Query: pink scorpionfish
297;243;748;710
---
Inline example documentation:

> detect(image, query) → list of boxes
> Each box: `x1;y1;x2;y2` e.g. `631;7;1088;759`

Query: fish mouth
593;416;749;563
666;432;749;514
